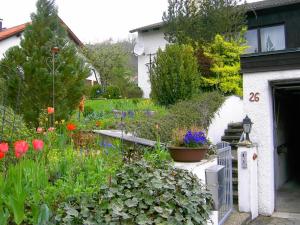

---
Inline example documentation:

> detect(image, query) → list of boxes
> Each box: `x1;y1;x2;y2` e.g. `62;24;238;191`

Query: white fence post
238;144;258;220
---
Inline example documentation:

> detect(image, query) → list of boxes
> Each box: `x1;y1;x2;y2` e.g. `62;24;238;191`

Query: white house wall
243;69;300;215
0;36;21;59
207;96;244;144
137;29;168;98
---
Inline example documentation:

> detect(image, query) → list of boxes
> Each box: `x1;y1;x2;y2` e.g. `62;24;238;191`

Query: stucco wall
243;69;300;215
136;29;168;98
0;36;21;59
207;96;244;144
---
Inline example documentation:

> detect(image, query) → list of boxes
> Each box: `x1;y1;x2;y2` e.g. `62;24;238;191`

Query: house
130;0;300;218
241;0;300;216
0;19;100;86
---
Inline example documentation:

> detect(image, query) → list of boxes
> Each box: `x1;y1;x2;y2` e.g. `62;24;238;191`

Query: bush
150;44;199;106
89;84;103;99
129;92;225;143
0;105;30;143
122;83;143;99
103;86;122;99
52;161;213;224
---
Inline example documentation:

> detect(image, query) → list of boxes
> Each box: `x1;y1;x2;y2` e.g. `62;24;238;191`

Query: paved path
250;216;300;225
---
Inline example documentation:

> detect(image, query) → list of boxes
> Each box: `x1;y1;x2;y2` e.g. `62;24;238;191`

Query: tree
150;44;199;106
83;38;142;98
83;38;137;88
200;35;246;96
163;0;246;45
0;0;89;126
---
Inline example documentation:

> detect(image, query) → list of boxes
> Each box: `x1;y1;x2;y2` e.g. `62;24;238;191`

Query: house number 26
249;92;260;102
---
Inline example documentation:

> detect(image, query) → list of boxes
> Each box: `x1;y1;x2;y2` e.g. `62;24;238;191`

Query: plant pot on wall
168;146;208;162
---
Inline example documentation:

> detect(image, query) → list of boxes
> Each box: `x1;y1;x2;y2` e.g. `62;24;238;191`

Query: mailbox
205;165;225;210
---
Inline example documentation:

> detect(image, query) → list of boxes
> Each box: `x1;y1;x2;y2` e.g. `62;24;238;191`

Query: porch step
233;177;238;191
221;135;241;142
233;167;238;177
233;190;239;204
221;121;243;206
228;122;243;129
225;128;244;136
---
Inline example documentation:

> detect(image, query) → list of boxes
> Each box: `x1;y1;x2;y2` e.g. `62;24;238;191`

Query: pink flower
48;127;55;132
32;139;44;151
47;107;55;114
14;140;29;158
0;142;9;153
36;127;43;133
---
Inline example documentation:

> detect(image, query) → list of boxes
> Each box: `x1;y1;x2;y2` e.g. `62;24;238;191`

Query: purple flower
184;130;207;147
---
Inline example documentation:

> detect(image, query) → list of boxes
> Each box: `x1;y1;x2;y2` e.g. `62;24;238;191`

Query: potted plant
168;127;209;162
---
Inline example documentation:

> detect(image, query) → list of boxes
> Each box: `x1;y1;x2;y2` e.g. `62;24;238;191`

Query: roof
0;18;83;46
0;23;28;41
130;0;300;33
246;0;300;11
129;22;164;33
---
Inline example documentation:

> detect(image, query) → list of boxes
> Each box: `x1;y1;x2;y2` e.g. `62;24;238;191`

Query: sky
0;0;262;44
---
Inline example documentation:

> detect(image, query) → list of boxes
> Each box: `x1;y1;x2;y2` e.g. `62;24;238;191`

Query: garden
0;0;247;224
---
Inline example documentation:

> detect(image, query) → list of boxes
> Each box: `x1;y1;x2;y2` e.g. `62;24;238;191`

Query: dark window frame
246;23;286;54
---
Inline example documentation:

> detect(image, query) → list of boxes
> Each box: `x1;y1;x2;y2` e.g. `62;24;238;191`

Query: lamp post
242;115;253;143
50;46;59;126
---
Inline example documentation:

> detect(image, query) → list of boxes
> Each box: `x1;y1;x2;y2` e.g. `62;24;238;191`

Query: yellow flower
61;120;65;124
55;121;59;125
45;118;48;122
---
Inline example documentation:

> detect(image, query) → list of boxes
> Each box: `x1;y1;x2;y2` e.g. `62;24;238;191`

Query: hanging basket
168;146;208;162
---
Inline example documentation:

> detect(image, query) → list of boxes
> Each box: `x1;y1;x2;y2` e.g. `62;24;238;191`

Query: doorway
272;79;300;213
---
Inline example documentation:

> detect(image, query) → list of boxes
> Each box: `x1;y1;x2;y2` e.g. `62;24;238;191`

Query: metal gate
217;141;233;225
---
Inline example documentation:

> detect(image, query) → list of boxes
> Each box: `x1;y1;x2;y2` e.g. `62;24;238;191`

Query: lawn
85;98;167;114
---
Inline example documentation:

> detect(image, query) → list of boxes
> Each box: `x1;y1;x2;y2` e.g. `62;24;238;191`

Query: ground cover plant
52;161;213;225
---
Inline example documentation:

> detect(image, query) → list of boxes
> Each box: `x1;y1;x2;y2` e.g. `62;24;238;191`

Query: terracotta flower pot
168;146;208;162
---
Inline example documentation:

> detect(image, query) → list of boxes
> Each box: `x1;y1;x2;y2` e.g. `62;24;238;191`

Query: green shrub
103;86;122;99
0;105;30;143
129;92;225;143
89;84;103;99
52;160;213;224
123;83;143;98
150;44;199;106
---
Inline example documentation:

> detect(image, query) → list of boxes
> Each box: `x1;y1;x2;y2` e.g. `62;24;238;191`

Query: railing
217;141;233;225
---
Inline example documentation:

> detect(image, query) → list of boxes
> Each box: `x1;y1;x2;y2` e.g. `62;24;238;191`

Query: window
244;25;286;54
245;29;258;54
260;25;285;52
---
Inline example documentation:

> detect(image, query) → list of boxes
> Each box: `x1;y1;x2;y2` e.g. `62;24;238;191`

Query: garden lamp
243;115;253;142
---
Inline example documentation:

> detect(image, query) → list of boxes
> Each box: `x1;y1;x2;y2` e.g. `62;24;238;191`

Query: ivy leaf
125;198;138;208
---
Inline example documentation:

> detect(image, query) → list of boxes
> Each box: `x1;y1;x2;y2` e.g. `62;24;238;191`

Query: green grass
85;99;167;114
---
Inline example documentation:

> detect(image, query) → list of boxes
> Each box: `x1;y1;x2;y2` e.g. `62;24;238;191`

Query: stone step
228;122;243;129
221;135;241;142
233;177;238;191
225;128;243;134
233;167;238;177
233;190;239;204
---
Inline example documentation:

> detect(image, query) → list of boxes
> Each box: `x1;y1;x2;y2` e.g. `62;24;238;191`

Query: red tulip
14;140;29;158
0;142;9;153
36;127;43;133
47;107;55;114
32;139;44;151
0;152;5;159
67;123;76;131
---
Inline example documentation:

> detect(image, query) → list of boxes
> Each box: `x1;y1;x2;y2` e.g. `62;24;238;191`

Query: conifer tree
0;0;89;126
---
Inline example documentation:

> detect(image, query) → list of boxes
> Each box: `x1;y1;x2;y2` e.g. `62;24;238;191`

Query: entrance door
272;79;300;213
